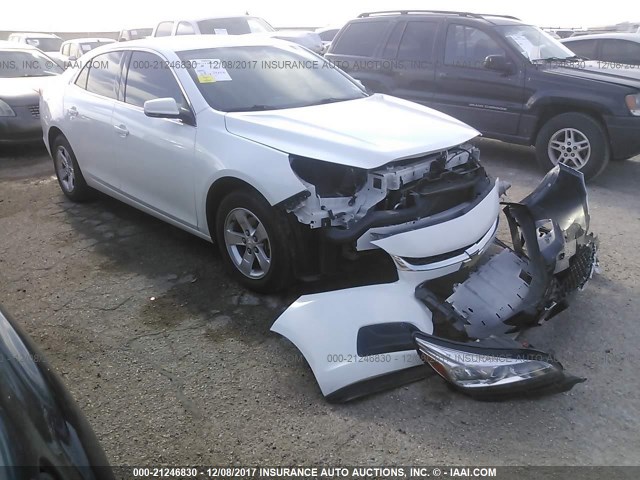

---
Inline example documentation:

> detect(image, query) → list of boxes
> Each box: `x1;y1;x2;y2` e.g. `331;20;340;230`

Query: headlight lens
626;93;640;116
0;99;16;117
413;332;583;398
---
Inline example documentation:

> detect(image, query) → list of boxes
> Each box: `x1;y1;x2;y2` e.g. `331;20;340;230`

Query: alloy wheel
547;128;591;170
223;207;272;279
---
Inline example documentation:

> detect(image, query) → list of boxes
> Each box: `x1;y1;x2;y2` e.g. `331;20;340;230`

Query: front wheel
215;190;294;293
535;112;610;181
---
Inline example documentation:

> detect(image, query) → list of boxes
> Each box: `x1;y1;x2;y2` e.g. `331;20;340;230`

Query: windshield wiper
226;104;278;112
533;56;585;63
313;97;354;106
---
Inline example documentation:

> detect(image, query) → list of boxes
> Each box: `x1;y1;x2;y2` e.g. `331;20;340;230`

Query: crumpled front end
272;164;597;401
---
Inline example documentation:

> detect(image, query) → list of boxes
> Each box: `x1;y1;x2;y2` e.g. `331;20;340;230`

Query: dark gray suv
326;10;640;180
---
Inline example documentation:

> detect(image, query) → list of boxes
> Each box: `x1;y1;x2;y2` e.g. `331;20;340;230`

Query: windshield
197;17;275;35
24;37;62;52
0;50;63;77
178;44;367;112
498;25;577;61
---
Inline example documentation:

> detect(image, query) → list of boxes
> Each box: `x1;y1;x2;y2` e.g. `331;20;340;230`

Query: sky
0;0;635;32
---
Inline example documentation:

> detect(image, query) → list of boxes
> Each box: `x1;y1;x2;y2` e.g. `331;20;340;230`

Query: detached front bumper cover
272;165;598;402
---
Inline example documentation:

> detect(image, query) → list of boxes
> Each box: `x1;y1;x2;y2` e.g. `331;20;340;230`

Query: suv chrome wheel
548;128;591;170
223;207;272;279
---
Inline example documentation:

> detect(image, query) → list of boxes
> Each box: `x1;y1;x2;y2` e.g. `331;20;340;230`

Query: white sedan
41;36;597;401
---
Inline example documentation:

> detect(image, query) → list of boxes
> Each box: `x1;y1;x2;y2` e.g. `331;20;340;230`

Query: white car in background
40;36;597;402
8;32;65;64
152;16;323;54
59;38;115;62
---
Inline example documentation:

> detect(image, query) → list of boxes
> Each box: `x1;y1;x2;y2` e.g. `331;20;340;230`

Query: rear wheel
535;112;609;181
215;189;294;293
52;135;93;202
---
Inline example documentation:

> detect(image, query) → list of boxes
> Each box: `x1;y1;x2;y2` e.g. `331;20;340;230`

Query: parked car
40;35;597;400
315;25;342;53
7;32;65;64
59;38;115;62
0;41;63;144
151;16;323;54
117;28;153;42
562;33;640;66
0;305;113;478
326;10;640;180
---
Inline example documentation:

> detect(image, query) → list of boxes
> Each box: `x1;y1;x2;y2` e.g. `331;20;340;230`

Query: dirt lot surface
1;141;639;468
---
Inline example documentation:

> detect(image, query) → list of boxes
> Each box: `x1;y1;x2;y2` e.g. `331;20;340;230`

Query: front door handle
114;124;129;137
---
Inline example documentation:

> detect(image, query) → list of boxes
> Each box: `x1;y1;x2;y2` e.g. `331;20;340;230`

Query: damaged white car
41;36;598;401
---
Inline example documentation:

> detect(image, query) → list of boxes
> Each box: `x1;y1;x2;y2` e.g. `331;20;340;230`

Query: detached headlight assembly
626;93;640;116
413;332;585;399
0;99;16;117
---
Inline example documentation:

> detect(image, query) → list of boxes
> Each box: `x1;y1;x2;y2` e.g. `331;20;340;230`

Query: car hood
0;76;58;106
224;94;480;169
543;60;640;89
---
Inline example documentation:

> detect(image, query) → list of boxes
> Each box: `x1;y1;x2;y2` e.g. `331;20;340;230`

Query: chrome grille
28;105;40;118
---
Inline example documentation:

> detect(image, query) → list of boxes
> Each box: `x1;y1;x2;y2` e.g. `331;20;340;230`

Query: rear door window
332;21;388;57
397;21;438;61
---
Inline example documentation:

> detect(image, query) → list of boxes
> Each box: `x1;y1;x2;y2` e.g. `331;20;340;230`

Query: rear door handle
67;106;78;118
114;124;129;137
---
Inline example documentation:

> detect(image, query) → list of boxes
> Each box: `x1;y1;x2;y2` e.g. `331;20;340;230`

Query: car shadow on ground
59;189;397;345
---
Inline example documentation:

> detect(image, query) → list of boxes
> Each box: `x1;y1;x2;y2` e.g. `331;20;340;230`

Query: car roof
93;34;289;54
355;10;524;26
62;37;115;44
157;15;264;24
562;33;640;42
0;40;38;50
9;32;61;39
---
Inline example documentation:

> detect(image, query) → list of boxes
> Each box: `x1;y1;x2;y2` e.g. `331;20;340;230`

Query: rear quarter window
331;21;389;57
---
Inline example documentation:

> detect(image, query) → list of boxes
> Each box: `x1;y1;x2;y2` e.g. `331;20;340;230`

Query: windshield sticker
214;29;229;35
507;34;540;60
193;59;232;83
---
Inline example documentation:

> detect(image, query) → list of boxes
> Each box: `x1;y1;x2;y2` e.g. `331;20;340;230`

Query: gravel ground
0;141;639;468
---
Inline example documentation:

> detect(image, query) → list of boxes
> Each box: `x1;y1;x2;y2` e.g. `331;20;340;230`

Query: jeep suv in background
326;10;640;180
151;16;323;54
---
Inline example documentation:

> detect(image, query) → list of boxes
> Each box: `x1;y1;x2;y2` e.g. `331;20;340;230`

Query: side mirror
143;98;180;119
484;54;513;73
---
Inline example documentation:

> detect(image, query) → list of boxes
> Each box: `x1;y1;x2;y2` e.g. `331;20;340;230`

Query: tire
215;189;294;293
52;134;93;202
534;112;610;181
